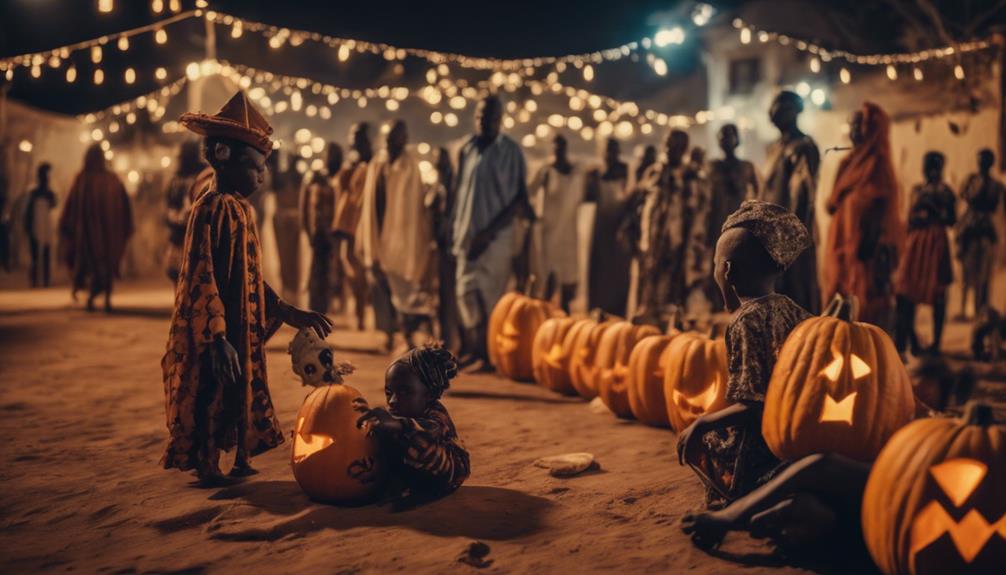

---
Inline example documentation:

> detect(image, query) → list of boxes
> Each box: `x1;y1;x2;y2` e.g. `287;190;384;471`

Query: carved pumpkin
487;291;563;381
595;321;661;418
663;330;729;433
531;316;579;395
626;334;677;427
567;313;620;400
291;384;384;504
862;402;1005;575
763;295;914;461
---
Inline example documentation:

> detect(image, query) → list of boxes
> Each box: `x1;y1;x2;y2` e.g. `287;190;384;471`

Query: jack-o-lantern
595;321;660;418
763;295;914;461
663;330;729;432
291;384;384;504
626;334;678;427
567;312;620;400
531;316;580;395
487;291;563;381
862;402;1005;575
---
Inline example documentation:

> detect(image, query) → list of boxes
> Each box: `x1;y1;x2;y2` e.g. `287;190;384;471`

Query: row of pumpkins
488;292;1005;575
488;290;915;461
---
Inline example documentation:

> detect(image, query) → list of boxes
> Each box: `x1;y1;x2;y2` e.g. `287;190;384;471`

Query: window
729;57;761;95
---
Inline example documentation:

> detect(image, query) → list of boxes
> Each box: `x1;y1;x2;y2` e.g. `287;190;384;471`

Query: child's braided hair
396;342;458;399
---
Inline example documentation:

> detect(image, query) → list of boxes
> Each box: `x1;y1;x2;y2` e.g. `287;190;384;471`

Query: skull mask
288;329;354;387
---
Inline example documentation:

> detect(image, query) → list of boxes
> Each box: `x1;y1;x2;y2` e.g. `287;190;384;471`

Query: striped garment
391;401;470;495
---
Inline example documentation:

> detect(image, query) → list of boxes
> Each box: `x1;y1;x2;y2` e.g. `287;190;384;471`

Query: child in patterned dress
358;343;470;500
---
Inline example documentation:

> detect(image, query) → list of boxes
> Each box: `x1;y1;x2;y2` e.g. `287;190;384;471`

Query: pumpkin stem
824;294;858;322
961;401;995;427
524;274;538;297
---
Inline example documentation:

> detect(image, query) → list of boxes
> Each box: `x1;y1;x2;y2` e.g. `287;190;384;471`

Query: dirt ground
0;280;1002;575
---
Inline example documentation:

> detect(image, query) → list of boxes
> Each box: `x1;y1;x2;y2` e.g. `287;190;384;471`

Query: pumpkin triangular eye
850;354;871;379
930;458;987;507
820;351;844;382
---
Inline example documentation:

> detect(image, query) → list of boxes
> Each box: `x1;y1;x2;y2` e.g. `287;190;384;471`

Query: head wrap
722;199;811;270
397;343;458;399
179;91;274;155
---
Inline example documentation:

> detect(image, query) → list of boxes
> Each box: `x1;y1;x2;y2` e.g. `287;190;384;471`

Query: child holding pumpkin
676;200;813;507
357;343;470;500
161;92;333;485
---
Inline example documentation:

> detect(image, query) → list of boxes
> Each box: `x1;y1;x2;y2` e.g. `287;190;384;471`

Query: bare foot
681;510;730;550
749;493;836;548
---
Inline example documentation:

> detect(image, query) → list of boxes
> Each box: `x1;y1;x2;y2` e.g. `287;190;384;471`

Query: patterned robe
696;294;811;505
763;134;821;314
895;182;956;305
388;401;470;495
161;187;285;472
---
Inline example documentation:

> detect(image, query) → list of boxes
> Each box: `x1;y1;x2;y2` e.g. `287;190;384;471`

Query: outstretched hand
356;407;404;436
281;304;334;339
211;336;242;386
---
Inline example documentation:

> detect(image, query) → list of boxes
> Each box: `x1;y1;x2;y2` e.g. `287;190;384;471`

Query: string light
809;57;821;73
155;28;168;44
98;0;114;14
839;67;851;84
954;64;965;80
152;0;163;13
740;28;752;45
583;64;594;81
118;36;129;51
66;66;77;83
155;67;167;80
913;67;924;81
124;67;136;84
92;46;103;64
886;65;898;80
94;68;104;85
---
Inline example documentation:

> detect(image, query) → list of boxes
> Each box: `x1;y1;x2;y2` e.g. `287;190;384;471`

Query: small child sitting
677;200;813;507
357;343;470;501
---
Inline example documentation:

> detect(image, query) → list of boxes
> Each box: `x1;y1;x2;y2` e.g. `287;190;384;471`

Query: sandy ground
0;280;1002;575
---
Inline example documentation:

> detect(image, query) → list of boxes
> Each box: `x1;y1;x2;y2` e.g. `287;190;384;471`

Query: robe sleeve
393;404;470;493
724;319;765;404
191;197;233;343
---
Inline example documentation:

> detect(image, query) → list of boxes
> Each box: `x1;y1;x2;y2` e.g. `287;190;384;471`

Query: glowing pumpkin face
763;295;914;462
531;316;579;395
567;315;620;400
487;292;563;381
662;331;729;433
291;384;384;505
862;402;1006;575
625;334;679;427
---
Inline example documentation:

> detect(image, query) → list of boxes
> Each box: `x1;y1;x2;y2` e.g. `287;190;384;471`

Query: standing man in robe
358;120;434;351
529;133;582;312
23;163;57;288
763;91;821;314
59;144;133;312
333;123;373;331
587;138;632;316
271;149;303;304
452;94;531;370
957;148;1005;317
301;142;343;314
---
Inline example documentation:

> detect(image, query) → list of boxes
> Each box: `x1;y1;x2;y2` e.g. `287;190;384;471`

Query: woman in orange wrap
823;102;903;328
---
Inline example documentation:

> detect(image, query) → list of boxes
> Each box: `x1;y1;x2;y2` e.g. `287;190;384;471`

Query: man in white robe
529;133;581;312
452;95;531;369
358;120;434;351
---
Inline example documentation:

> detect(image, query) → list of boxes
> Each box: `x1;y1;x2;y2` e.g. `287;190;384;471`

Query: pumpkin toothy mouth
910;458;1006;565
671;382;719;414
819;392;857;425
292;416;334;463
544;344;565;369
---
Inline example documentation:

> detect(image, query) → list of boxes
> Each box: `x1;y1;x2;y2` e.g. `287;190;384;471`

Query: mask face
909;458;1005;567
817;348;872;425
289;329;340;387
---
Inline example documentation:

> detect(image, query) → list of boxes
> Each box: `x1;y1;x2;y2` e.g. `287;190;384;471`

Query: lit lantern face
763;295;914;462
663;331;729;433
595;322;660;418
531;316;579;395
567;316;619;400
291;385;384;505
625;334;678;427
862;403;1005;575
816;349;872;425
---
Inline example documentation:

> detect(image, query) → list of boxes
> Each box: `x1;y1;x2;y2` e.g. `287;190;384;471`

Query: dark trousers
29;238;51;287
437;250;463;353
308;233;334;314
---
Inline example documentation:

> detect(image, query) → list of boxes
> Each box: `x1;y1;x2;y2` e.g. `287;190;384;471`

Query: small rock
534;452;595;477
588;396;612;415
457;540;493;568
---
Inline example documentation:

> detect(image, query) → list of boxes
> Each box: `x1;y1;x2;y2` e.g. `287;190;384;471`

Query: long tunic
707;158;758;246
696;294;811;504
387;401;470;496
358;147;434;316
895;182;956;305
301;171;339;313
58;164;133;291
161;188;285;472
452;134;527;328
529;164;581;287
24;187;56;245
763;134;821;314
271;169;303;297
587;171;631;316
333;162;369;238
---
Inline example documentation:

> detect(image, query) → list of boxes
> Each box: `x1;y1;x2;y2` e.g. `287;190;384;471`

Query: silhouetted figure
333;122;373;331
271;149;303;303
587;138;631;316
895;151;955;356
23;163;57;287
59;144;133;312
764;91;821;314
530;133;581;313
428;147;463;352
957;148;1004;317
164;140;207;282
302;142;343;314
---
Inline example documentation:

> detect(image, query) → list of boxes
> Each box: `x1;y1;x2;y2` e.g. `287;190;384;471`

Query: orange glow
930;458;987;507
820;350;844;382
910;502;1005;564
672;374;720;413
850;353;872;379
292;416;333;463
819;392;856;424
496;321;521;353
544;343;564;369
